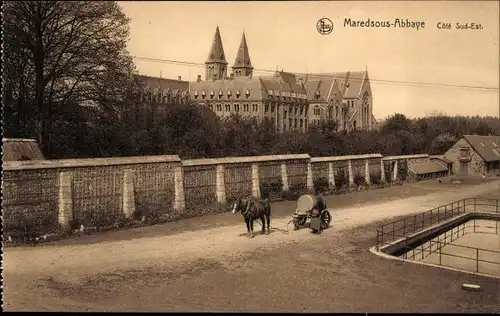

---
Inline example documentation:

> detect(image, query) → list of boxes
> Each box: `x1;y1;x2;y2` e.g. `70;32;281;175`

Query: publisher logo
317;18;333;35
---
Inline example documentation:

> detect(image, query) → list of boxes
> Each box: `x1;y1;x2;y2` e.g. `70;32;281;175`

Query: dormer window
194;91;198;99
245;89;250;98
227;90;231;97
202;91;206;99
210;90;214;96
346;83;350;88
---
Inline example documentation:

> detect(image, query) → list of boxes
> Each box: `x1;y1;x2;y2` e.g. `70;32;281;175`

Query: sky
120;1;499;120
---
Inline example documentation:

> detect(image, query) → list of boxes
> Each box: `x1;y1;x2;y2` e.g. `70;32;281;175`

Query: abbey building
137;26;376;132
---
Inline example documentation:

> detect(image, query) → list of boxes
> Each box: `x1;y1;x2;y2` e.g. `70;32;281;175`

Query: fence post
476;249;479;272
393;160;399;182
251;163;261;199
380;159;386;184
215;164;226;204
347;160;355;188
438;242;442;265
474;219;476;233
376;230;379;251
122;169;136;218
58;171;74;232
364;160;371;185
392;222;395;241
281;162;290;192
381;225;384;245
306;161;314;192
497;199;499;213
413;215;416;233
173;166;185;212
328;162;335;190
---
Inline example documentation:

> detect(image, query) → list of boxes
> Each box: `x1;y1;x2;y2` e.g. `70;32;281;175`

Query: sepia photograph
2;0;500;312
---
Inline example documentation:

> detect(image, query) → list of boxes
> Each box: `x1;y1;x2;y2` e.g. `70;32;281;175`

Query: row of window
141;92;188;104
208;103;260;113
282;118;308;132
193;91;307;102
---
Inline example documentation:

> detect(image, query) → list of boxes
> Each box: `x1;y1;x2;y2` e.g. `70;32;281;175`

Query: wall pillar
216;164;226;204
307;161;314;191
393;160;399;182
328;162;335;188
122;169;136;218
348;160;355;187
380;160;386;183
364;160;371;185
251;163;261;199
281;162;289;191
174;166;185;212
58;171;73;231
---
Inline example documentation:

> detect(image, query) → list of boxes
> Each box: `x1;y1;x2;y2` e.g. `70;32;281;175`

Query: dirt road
4;179;500;312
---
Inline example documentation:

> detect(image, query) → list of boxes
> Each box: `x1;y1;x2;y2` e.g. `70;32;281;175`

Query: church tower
205;26;228;81
232;32;253;78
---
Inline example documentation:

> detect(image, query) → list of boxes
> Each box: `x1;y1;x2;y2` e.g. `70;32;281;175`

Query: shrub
354;173;366;186
260;178;283;200
334;169;348;189
313;177;330;194
370;170;382;185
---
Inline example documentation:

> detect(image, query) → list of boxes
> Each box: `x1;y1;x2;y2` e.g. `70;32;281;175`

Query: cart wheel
320;210;331;230
298;217;306;226
294;221;301;230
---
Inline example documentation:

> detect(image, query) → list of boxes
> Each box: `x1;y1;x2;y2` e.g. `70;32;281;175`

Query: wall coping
3;155;182;171
182;154;311;166
310;153;383;163
382;154;429;161
3;138;38;142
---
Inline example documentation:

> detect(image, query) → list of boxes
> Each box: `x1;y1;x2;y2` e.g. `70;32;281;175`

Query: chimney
178;76;182;81
230;73;234;79
197;75;201;83
299;78;303;85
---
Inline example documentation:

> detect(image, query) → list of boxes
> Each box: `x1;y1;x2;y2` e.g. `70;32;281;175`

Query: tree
381;113;412;133
3;1;135;154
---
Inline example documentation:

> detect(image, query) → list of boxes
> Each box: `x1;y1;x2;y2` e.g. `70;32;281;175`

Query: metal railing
376;198;499;251
375;198;500;275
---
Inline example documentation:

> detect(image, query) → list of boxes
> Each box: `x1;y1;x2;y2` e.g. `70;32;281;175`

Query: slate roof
232;33;253;69
303;78;341;102
295;71;367;99
463;135;500;162
189;77;266;100
206;26;228;64
136;75;189;95
409;161;448;175
3;138;45;161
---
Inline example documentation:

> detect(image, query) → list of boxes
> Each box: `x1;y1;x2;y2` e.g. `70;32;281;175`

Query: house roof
409;161;448;175
463;135;500;162
3;138;45;161
430;155;453;164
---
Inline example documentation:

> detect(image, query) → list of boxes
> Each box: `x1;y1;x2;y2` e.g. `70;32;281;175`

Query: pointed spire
232;32;253;69
206;26;227;64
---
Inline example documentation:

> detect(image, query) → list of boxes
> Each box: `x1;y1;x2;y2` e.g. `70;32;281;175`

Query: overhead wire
131;55;499;92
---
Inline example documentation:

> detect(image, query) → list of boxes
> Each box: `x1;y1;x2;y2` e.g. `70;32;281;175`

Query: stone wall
444;138;485;176
3;152;443;239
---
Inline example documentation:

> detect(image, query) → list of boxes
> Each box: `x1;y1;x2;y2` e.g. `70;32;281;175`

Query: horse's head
231;198;245;214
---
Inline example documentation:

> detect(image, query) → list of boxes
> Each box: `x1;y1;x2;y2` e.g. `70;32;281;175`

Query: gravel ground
3;178;500;312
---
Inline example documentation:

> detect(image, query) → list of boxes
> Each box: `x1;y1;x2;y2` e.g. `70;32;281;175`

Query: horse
231;197;271;238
